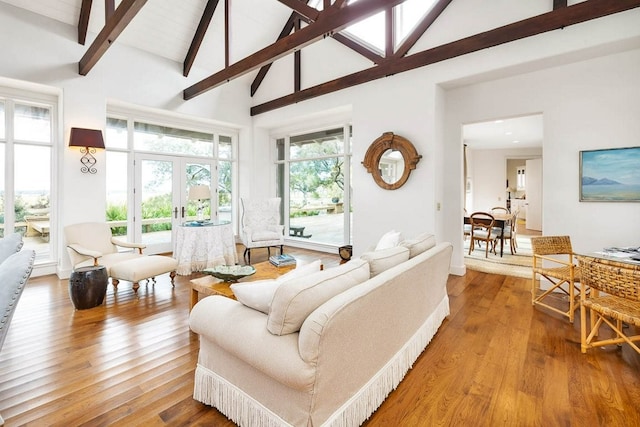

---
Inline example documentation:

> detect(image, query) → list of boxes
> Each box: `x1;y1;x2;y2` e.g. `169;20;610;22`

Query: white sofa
0;233;35;426
189;236;452;427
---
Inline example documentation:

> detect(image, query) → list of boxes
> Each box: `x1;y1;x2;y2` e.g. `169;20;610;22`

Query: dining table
464;212;512;257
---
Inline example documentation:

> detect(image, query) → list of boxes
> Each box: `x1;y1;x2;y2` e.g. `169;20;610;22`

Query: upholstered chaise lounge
190;233;452;426
64;222;178;293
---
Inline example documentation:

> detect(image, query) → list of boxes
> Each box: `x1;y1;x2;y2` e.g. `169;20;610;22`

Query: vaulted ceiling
2;0;639;117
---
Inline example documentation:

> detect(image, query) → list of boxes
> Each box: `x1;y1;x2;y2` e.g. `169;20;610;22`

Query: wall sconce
188;185;211;222
68;127;105;174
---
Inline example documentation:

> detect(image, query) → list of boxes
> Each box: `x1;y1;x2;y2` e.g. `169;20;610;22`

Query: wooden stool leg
112;278;119;290
170;271;176;287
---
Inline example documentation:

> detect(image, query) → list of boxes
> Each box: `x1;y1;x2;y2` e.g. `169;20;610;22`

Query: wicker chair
531;235;581;323
468;212;499;258
577;255;640;354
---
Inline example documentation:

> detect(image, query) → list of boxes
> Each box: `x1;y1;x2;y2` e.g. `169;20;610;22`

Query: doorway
462;113;543;275
134;154;216;254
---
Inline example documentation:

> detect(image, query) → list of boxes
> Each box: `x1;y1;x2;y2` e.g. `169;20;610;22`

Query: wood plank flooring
1;247;639;426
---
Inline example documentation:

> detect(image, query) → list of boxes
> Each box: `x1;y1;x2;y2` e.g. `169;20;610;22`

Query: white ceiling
463;114;543;150
0;0;291;72
1;0;547;150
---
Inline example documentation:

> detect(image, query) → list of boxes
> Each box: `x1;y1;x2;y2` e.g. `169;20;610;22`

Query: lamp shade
69;127;105;149
188;185;211;201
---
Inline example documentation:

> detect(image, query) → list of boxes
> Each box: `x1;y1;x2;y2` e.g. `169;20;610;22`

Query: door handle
181;206;185;218
174;207;178;219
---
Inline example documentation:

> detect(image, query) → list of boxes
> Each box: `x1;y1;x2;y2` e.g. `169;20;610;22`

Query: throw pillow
267;258;370;336
361;246;410;277
0;233;24;265
375;230;403;250
230;279;280;314
231;259;322;314
401;232;436;258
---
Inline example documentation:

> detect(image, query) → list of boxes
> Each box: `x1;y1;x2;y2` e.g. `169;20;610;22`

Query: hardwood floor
1;247;638;426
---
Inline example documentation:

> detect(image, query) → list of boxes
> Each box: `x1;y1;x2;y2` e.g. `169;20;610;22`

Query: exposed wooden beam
277;0;319;21
78;0;148;75
554;0;568;9
78;0;92;45
294;17;301;92
250;11;299;96
225;0;230;67
394;0;452;58
184;0;407;100
251;0;640;115
251;1;385;96
332;33;384;63
183;0;220;77
105;0;115;19
385;6;393;57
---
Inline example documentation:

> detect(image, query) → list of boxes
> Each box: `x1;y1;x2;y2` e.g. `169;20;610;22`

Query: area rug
464;235;532;279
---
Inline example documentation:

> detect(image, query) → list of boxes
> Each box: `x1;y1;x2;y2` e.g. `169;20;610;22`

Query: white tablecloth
173;223;237;275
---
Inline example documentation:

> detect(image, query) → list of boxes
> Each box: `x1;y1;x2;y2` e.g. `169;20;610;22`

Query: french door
134;153;216;254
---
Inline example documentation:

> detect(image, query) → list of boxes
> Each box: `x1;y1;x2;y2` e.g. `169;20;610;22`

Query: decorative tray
203;265;256;283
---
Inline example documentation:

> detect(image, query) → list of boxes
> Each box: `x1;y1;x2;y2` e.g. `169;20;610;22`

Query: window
105;109;238;247
0;91;56;265
309;0;438;54
275;125;352;248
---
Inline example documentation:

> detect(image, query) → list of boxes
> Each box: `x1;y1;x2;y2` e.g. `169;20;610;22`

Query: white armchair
64;222;177;293
240;198;284;264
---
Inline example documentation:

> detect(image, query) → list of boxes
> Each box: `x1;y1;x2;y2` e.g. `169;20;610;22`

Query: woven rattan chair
531;235;581;323
468;212;499;258
577;255;640;354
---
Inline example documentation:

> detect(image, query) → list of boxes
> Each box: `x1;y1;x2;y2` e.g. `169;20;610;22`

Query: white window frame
0;83;60;275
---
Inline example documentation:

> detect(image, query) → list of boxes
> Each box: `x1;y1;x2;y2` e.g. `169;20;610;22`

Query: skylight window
309;0;437;55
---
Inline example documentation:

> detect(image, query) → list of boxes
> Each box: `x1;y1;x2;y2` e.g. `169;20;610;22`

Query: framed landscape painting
579;146;640;202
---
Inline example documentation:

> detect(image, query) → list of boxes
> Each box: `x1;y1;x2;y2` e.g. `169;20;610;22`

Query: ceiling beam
332;33;384;63
251;0;640;115
252;1;387;96
78;0;149;75
225;0;230;67
105;0;115;19
393;0;452;58
184;0;407;100
250;11;301;96
183;0;220;77
554;0;568;9
276;0;319;21
78;0;92;45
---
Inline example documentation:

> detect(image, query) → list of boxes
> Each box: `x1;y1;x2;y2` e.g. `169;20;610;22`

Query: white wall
467;147;542;213
444;48;640;274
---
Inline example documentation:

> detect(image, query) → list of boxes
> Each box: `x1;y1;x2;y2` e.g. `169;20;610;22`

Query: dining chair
490;206;509;214
463;209;472;241
495;210;519;255
531;235;581;323
576;255;640;354
468;212;499;258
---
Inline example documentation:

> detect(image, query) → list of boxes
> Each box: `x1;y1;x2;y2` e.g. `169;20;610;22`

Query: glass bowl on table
203;265;256;283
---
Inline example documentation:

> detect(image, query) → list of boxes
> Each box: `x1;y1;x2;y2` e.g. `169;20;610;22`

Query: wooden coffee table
190;261;296;310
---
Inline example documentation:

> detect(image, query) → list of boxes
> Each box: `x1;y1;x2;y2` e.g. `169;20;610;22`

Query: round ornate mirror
362;132;422;190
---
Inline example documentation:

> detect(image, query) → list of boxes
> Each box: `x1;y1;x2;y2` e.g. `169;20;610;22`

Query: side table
69;265;108;310
173;221;237;275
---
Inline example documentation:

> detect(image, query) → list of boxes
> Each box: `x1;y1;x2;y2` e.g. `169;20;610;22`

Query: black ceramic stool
69;265;108;310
